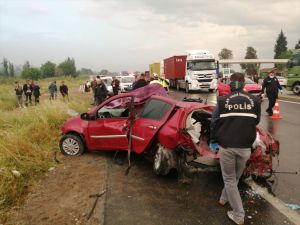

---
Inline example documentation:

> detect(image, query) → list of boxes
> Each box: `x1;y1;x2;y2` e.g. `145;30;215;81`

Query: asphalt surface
101;90;300;225
104;153;294;225
168;89;300;206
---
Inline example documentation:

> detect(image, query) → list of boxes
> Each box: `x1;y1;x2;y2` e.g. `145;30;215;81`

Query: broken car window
140;99;172;121
98;97;132;118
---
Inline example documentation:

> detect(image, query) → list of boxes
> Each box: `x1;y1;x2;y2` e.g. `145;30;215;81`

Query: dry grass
0;76;92;220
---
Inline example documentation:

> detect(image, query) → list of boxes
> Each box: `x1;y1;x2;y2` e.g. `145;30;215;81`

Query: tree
41;61;56;78
9;62;15;77
276;49;293;70
58;57;77;77
55;67;64;77
295;39;300;49
100;69;109;75
80;68;94;75
218;48;233;67
22;68;41;80
240;46;258;75
3;58;9;76
274;30;287;59
23;61;30;70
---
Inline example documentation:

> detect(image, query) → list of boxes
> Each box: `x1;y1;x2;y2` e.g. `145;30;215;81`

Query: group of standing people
14;80;69;108
132;73;169;91
88;73;170;107
15;80;40;108
48;80;69;101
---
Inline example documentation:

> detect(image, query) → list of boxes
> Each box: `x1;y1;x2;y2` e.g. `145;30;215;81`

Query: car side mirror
80;113;90;120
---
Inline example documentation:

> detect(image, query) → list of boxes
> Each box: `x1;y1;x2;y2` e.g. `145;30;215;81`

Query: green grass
0;76;92;220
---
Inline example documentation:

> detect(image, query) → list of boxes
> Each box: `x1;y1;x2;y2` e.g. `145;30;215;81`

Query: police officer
210;72;261;225
261;70;282;116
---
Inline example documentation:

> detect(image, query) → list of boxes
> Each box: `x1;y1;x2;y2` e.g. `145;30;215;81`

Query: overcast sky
0;0;299;72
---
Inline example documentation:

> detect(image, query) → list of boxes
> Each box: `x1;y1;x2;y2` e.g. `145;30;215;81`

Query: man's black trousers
266;93;277;115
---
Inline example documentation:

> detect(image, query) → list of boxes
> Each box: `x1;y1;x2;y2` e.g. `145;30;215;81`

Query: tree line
218;31;300;75
0;57;79;79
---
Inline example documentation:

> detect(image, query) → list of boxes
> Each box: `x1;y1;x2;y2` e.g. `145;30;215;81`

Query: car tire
59;134;84;156
153;145;169;176
185;83;189;93
292;83;300;95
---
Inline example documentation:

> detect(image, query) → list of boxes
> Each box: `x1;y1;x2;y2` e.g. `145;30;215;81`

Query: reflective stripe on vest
220;112;257;118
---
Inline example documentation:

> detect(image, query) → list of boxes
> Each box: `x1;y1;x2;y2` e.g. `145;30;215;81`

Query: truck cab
286;50;300;94
185;50;218;93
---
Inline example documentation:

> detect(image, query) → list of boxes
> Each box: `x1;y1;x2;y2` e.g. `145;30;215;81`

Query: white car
99;76;113;93
117;75;135;92
276;76;287;87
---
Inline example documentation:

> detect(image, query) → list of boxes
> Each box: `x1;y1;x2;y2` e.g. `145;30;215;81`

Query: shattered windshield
187;60;216;71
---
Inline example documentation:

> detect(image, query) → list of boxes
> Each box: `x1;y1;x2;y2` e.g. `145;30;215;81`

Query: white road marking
245;179;300;225
279;99;300;105
262;97;300;105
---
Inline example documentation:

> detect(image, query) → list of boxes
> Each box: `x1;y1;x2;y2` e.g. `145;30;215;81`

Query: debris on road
87;190;106;220
48;167;55;172
12;170;21;177
285;204;300;210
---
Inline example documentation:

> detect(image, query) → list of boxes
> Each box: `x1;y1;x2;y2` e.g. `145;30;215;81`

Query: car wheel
59;134;84;156
153;145;169;176
292;83;300;95
185;83;189;93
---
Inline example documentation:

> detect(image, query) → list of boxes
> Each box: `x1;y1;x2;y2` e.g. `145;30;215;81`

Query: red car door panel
88;118;128;150
131;98;174;154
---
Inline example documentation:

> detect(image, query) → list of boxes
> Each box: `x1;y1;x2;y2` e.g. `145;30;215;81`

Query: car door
131;98;174;154
87;96;132;151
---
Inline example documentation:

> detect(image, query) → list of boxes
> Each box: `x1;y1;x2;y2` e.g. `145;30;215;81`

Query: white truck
164;50;218;93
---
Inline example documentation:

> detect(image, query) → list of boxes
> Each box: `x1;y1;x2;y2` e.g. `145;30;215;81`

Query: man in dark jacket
94;79;108;106
23;79;33;106
132;73;148;90
111;76;120;95
32;81;41;105
261;70;282;116
59;81;69;101
210;73;261;225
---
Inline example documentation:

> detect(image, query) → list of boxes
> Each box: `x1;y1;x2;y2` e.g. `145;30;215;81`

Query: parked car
217;77;262;99
276;76;287;87
117;75;135;92
59;84;279;179
99;76;113;93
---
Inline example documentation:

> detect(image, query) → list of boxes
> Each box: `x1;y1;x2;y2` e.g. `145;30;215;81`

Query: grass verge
0;76;92;220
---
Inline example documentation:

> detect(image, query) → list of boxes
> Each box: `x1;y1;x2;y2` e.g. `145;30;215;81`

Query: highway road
169;90;300;206
102;90;300;225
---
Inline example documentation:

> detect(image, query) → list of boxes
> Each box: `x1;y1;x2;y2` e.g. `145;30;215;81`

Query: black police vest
216;92;260;148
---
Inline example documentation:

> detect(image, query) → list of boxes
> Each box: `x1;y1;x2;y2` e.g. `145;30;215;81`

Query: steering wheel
98;112;113;118
103;112;112;118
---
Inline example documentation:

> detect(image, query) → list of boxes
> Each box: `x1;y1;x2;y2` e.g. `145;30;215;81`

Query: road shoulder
7;152;108;225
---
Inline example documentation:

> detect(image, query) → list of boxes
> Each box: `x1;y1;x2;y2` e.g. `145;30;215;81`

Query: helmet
153;73;158;79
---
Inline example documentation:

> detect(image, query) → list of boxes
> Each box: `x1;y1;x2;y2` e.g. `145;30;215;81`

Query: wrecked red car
59;84;279;179
218;77;262;99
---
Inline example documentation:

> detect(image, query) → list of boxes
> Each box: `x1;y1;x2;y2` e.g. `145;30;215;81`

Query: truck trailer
149;63;161;76
164;50;218;93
